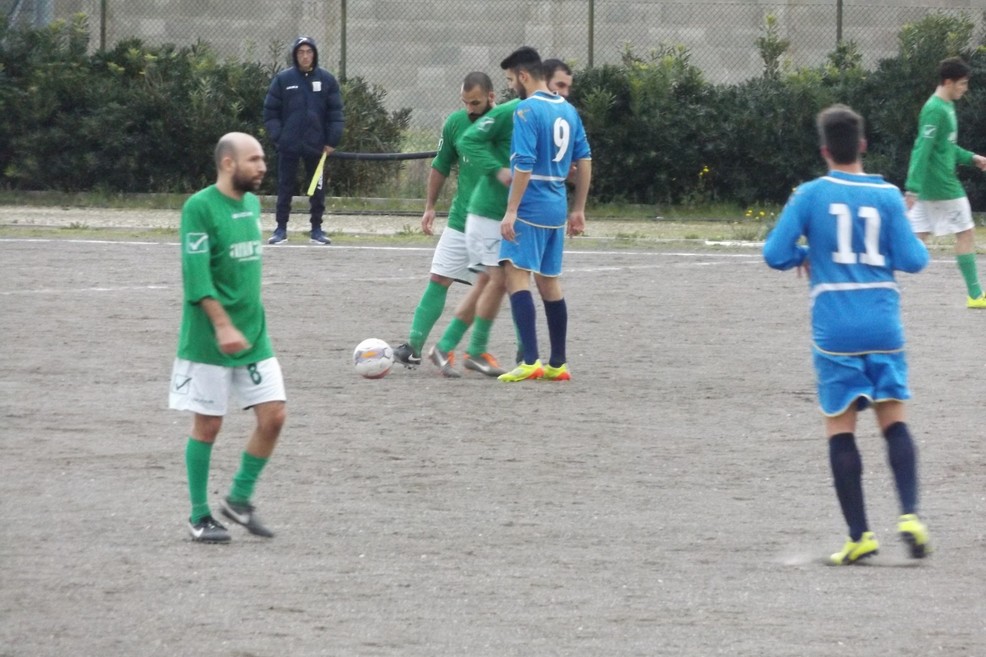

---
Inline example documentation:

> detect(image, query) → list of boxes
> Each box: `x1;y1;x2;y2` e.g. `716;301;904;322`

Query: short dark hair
939;56;971;83
817;104;864;165
500;46;543;80
542;58;572;81
462;71;494;94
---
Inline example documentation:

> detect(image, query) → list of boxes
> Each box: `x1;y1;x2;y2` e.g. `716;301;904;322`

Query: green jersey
176;185;273;366
905;94;974;201
431;109;485;232
458;98;521;221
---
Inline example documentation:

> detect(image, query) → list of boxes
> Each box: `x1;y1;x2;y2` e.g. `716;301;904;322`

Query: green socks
956;253;983;299
185;438;213;523
408;281;449;353
466;316;493;357
187;440;270;521
229;451;269;504
438;317;470;353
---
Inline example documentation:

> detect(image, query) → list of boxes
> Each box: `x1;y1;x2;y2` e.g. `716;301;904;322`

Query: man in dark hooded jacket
263;36;345;245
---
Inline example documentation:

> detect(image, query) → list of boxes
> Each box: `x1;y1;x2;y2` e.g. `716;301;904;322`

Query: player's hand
216;325;250;354
904;191;917;210
501;211;518;242
973;154;986;172
323;145;335;155
567;211;585;237
796;260;811;279
496;168;512;187
421;209;436;235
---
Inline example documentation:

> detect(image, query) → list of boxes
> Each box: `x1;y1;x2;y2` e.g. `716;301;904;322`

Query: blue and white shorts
812;348;910;417
498;219;565;277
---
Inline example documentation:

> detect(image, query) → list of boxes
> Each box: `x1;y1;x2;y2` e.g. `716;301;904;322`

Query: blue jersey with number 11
510;90;591;227
763;171;929;354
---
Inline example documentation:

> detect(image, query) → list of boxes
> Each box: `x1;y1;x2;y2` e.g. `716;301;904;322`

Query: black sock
829;433;868;541
883;422;918;515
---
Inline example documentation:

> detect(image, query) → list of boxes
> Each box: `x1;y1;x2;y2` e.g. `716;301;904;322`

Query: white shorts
430;227;475;284
169;357;286;416
908;197;974;236
465;213;502;272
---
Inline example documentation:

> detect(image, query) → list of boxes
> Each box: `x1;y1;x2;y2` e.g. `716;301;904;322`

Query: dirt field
1;214;984;657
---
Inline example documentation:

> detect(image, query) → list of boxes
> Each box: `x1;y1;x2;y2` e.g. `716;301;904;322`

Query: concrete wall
38;0;986;130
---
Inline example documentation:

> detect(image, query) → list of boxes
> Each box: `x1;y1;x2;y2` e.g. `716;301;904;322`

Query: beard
232;169;263;194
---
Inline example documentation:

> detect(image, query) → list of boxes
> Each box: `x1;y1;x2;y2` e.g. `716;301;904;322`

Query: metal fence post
588;0;595;68
836;0;843;44
100;0;107;50
340;0;347;80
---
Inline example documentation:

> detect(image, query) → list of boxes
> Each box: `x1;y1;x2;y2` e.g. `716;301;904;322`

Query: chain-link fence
6;1;984;129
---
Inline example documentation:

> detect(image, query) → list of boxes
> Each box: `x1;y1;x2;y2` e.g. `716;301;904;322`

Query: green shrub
0;16;411;196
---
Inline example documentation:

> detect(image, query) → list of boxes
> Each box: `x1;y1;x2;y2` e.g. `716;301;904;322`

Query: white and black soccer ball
353;338;394;379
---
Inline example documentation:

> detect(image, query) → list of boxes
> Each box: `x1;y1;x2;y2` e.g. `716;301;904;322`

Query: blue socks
883;422;918;515
509;290;539;365
829;433;868;541
543;298;567;368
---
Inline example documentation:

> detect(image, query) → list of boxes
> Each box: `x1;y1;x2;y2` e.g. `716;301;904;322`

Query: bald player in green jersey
426;96;520;377
392;72;496;368
169;132;286;544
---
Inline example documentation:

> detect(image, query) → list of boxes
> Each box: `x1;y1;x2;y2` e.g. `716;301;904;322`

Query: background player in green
426;94;519;377
169;132;287;543
904;56;986;308
392;73;496;368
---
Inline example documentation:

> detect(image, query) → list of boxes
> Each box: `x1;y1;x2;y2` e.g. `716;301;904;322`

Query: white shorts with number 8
169;357;286;416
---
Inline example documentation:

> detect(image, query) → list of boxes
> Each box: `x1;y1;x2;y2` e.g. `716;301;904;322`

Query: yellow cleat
898;514;931;559
966;294;986;308
829;531;879;565
498;359;544;382
541;363;571;381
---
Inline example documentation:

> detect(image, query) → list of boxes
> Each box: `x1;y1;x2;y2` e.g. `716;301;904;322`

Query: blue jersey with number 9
763;171;929;354
509;90;591;227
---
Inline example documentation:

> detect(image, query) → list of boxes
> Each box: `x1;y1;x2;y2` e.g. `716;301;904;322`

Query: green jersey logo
185;233;209;253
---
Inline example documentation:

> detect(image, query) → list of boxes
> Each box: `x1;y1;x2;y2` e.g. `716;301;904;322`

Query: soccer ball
353;338;394;379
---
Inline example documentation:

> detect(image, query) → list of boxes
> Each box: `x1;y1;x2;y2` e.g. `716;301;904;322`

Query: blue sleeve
763;188;809;270
510;105;537;172
572;114;591;160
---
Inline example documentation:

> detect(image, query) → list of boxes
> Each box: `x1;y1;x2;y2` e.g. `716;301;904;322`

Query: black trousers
275;150;326;228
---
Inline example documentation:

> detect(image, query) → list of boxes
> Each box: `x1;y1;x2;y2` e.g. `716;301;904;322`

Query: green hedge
2;12;985;208
570;11;986;208
0;14;410;197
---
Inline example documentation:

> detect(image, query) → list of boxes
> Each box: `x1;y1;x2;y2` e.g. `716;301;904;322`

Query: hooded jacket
263;37;345;156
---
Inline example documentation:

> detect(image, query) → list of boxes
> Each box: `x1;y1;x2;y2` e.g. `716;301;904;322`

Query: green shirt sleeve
180;195;218;305
431;114;459;177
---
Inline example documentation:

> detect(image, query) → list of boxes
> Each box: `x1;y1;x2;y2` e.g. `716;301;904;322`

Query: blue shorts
812;348;910;416
498;220;565;276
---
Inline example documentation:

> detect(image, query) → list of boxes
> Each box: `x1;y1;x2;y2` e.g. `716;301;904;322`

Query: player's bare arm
199;297;250;354
567;159;592;236
421;169;447;235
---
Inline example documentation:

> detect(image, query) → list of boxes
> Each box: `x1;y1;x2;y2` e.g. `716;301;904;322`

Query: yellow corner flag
307;152;327;196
